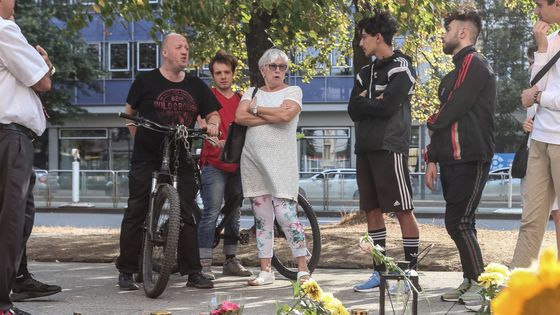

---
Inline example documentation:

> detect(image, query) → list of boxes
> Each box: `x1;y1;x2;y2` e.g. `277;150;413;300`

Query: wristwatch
252;106;258;116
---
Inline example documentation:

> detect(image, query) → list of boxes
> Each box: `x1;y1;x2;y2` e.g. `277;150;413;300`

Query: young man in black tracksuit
348;11;420;293
425;6;496;306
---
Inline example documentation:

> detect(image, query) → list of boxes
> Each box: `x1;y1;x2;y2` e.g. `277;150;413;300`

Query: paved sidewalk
15;262;475;314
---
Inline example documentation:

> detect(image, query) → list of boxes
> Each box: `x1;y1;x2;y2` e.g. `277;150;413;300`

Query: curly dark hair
357;10;398;46
444;4;482;41
209;50;238;74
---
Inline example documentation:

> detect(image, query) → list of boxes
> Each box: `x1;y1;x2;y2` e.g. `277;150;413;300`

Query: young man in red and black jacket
424;5;496;306
197;50;252;280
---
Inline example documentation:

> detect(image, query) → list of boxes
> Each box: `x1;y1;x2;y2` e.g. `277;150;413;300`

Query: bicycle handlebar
119;112;142;123
118;112;209;136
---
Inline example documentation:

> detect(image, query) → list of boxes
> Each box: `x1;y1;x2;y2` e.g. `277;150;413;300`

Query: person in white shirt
519;46;560;260
512;0;560;267
0;1;53;314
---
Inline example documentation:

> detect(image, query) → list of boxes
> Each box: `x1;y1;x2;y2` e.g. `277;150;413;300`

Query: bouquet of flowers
475;263;511;314
275;279;349;315
358;234;420;294
211;301;242;315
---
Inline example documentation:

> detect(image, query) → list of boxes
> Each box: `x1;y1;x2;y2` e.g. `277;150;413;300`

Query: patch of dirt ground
27;213;557;271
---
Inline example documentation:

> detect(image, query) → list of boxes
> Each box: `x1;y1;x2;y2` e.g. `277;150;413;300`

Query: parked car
482;167;521;201
33;168;60;191
298;168;359;201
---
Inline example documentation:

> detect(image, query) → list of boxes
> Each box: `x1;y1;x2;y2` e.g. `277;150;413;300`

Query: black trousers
116;161;202;276
0;131;34;311
17;172;36;279
440;161;490;280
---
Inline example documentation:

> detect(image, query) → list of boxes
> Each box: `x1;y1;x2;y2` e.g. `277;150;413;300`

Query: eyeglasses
266;63;288;71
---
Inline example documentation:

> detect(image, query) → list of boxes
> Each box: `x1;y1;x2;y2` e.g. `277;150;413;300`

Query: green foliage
16;0;102;124
352;0;452;122
66;0;459;121
68;0;353;88
476;0;533;151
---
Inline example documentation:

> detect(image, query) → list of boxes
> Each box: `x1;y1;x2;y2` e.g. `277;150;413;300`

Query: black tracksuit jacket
426;46;496;165
348;50;416;155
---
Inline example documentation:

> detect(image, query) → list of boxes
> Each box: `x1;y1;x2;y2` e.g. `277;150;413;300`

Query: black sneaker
10;275;62;302
118;272;139;291
186;272;214;289
6;306;32;315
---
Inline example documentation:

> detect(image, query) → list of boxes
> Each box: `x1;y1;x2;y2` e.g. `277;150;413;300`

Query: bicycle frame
119;112;207;242
119;112;213;297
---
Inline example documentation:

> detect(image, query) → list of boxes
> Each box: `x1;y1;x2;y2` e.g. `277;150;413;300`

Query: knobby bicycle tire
271;193;321;280
142;183;181;298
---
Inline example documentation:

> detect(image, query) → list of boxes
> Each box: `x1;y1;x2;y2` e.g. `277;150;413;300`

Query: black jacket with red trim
348;50;416;155
425;46;496;165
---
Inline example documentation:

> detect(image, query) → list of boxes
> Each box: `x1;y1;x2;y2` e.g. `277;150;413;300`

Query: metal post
508;167;513;209
71;149;80;203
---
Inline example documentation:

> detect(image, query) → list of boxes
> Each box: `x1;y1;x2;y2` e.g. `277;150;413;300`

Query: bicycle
118;112;210;298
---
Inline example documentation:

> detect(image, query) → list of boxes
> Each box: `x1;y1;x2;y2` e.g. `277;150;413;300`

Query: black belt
0;123;36;140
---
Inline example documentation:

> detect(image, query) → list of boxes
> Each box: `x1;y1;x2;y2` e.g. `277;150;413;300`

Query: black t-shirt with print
127;69;221;162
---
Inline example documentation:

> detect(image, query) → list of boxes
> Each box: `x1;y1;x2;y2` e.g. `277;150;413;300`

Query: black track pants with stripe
440;161;490;280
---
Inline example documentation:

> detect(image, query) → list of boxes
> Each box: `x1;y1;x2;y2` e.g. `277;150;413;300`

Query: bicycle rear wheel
271;193;321;280
142;183;181;298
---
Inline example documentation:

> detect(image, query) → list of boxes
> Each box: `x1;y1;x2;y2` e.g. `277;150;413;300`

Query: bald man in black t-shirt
116;33;221;290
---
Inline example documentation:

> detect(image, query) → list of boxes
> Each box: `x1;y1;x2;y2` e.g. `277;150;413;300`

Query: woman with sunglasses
234;48;310;286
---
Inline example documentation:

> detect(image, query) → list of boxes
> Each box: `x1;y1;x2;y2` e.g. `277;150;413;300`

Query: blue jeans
197;164;242;260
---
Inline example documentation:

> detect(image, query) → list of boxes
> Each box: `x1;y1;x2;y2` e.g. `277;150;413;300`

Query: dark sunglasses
266;63;288;71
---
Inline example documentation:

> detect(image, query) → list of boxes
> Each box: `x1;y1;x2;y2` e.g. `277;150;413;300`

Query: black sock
403;237;420;269
369;228;387;272
226;254;235;260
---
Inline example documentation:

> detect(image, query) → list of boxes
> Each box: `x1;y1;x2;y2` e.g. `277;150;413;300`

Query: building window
58;128;132;172
87;42;102;69
137;42;158;71
299;128;351;172
59;129;108;140
330;51;353;76
109;42;130;72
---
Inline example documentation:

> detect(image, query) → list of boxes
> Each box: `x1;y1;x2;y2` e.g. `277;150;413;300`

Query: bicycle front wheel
142;183;181;298
271;193;321;280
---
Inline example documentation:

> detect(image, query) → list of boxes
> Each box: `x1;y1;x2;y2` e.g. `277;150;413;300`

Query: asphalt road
33;212;556;231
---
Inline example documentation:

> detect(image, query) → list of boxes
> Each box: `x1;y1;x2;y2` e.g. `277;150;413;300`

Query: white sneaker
247;270;275;286
441;278;471;302
464;300;483;312
459;282;483;305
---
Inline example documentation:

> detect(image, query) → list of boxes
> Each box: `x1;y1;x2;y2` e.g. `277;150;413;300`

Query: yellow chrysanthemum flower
492;248;560;315
483;262;510;277
323;295;348;315
320;292;334;305
478;272;508;288
301;279;323;301
331;302;350;315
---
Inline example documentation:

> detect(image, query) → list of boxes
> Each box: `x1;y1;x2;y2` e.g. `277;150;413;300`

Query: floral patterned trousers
250;195;307;259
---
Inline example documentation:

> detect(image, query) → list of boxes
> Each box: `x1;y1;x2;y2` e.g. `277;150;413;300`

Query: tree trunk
245;8;273;87
352;0;371;76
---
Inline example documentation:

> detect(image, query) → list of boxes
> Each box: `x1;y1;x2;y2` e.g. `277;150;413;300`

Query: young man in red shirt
197;50;252;279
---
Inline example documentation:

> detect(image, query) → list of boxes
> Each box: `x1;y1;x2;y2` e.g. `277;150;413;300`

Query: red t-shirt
199;88;241;172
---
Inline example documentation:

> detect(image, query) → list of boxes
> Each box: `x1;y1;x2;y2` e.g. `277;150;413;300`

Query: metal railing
33;169;521;210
